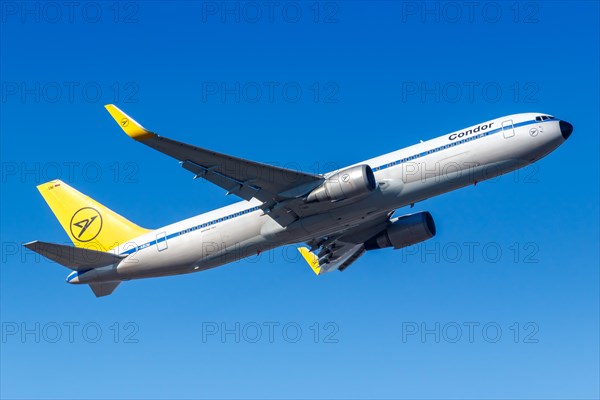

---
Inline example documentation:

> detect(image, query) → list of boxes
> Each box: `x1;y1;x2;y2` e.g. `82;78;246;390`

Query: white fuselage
68;113;569;284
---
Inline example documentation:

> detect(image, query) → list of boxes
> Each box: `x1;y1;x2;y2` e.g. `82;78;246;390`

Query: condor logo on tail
69;207;103;242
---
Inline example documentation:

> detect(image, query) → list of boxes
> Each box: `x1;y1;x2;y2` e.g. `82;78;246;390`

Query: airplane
24;106;573;297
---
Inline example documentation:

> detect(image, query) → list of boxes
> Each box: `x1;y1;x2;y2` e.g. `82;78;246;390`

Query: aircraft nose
559;120;573;140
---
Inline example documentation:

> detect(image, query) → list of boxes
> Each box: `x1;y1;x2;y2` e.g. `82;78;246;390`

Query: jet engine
364;212;436;250
306;165;377;203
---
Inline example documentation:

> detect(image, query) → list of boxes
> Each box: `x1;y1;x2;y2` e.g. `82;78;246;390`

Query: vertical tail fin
37;180;150;251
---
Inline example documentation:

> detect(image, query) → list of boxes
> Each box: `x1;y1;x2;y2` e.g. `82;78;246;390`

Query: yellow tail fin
37;180;150;251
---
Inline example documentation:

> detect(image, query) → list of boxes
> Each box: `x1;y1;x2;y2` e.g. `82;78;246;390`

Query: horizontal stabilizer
89;281;121;297
24;241;124;271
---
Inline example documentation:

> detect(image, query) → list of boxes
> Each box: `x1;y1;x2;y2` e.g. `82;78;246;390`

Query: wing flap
181;159;260;200
298;211;394;274
298;243;366;275
148;135;320;202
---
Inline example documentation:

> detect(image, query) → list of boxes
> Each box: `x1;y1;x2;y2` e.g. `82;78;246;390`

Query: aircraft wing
298;242;366;275
298;211;394;274
105;105;323;205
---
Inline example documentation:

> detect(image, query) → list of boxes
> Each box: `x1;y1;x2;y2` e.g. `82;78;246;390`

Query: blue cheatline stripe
66;269;92;281
119;206;262;255
117;118;554;257
372;118;552;172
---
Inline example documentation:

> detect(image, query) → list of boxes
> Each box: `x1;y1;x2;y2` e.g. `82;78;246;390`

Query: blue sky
1;1;598;399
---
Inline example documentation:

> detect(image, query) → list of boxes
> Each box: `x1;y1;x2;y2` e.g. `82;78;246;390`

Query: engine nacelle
306;165;377;203
364;212;436;250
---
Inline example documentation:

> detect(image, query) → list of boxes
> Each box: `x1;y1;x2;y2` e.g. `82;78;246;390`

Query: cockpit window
536;115;555;121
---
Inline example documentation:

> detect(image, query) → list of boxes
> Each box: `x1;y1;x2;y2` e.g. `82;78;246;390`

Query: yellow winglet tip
298;247;321;275
104;104;155;141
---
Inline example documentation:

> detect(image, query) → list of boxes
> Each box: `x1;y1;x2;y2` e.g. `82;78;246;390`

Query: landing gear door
156;231;168;252
502;119;515;139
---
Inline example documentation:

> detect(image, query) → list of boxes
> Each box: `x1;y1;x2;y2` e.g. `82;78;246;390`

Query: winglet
298;247;321;275
104;104;156;141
